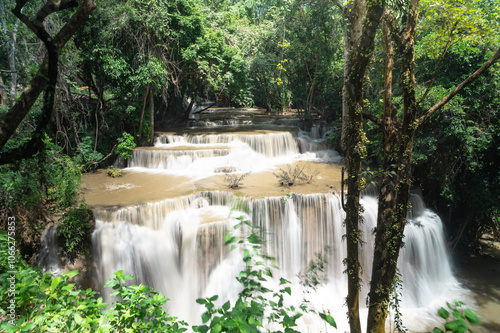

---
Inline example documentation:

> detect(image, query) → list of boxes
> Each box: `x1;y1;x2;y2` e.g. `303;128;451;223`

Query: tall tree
334;0;500;331
333;0;385;332
356;1;500;331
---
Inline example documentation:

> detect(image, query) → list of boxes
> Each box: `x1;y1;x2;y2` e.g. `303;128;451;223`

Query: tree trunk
367;2;419;331
337;1;385;332
340;29;349;153
149;89;154;145
0;1;19;101
0;76;7;106
138;83;150;140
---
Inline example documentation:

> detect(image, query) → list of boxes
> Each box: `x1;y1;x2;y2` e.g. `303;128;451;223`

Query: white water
81;120;468;331
126;131;340;177
92;191;464;331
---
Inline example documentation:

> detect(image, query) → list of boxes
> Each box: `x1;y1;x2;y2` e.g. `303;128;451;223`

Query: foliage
298;253;328;291
388;271;407;333
115;132;136;160
106;166;124;178
57;204;94;258
74;136;105;171
0;136;87;257
431;301;481;333
223;172;250;189
0;230;187;333
104;270;188;332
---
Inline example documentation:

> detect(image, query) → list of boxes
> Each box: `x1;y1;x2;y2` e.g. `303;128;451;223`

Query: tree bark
149;89;154;145
367;2;419;331
0;0;96;153
333;1;385;332
138;83;150;140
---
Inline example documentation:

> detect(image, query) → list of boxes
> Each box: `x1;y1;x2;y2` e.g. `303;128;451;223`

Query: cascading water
92;191;463;331
83;111;468;331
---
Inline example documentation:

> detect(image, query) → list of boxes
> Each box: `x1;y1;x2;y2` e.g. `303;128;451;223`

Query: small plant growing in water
273;163;319;186
224;172;250;189
107;167;123;178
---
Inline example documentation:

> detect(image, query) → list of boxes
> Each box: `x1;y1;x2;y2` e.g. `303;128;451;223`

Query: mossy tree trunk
334;1;385;332
365;1;500;331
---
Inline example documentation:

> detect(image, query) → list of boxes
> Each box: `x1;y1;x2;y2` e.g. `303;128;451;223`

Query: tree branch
383;10;402;47
0;0;96;152
417;46;500;127
332;0;348;17
363;112;383;127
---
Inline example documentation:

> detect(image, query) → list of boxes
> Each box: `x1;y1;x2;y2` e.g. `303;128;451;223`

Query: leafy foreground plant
0;230;187;333
193;215;336;333
431;301;481;333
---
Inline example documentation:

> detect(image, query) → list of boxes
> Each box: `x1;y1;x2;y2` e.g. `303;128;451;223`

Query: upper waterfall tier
154;132;300;157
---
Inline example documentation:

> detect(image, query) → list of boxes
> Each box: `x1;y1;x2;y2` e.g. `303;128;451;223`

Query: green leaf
212;324;222;333
432;328;444;333
222;300;230;312
20;323;36;332
65;270;79;279
319;312;337;328
444;319;468;331
248;233;261;244
0;322;17;333
452;309;464;320
193;325;209;333
51;276;61;292
437;307;449;319
464;308;480;325
201;312;211;323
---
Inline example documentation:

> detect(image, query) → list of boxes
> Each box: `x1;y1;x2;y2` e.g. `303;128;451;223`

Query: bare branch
417;46;500;127
363;112;383;127
33;0;79;32
332;0;348;17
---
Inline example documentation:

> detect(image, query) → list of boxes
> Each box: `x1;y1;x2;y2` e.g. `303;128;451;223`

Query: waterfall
154;132;299;158
36;223;62;275
92;191;462;331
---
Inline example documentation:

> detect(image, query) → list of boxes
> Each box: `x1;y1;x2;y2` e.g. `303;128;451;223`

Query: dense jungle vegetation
0;0;499;331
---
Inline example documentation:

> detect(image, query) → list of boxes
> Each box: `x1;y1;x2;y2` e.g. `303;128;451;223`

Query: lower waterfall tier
92;191;465;331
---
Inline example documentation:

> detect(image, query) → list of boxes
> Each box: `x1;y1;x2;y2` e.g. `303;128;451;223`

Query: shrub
273;163;319;186
106;166;123;178
115;132;136;160
223;172;250;189
57;204;94;258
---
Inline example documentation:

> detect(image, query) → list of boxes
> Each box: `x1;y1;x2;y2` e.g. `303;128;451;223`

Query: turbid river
79;108;500;332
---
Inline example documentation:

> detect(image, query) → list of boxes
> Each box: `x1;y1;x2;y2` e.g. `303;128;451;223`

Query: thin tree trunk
0;1;19;100
333;1;385;332
340;29;349;153
138;83;150;140
0;76;7;106
367;3;419;331
149;89;154;145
